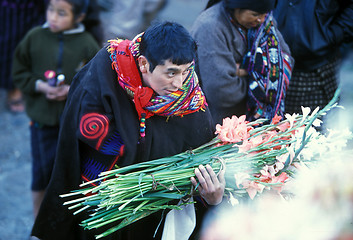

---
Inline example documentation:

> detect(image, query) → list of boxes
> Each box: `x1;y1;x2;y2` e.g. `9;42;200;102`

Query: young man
31;21;225;240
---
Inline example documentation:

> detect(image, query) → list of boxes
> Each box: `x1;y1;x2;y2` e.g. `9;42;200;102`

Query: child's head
46;0;88;33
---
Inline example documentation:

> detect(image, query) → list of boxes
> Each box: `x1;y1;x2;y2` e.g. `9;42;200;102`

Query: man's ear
75;13;86;24
138;55;149;73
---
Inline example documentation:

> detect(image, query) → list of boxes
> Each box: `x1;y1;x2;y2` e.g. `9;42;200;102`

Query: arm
192;22;248;122
12;33;39;95
329;0;353;44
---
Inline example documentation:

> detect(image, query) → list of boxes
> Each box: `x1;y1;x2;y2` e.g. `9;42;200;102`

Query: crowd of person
1;0;352;239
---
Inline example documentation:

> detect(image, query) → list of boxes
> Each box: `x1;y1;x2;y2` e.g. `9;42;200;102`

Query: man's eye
168;72;176;77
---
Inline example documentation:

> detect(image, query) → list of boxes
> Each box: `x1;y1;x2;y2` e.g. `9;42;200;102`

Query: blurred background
1;0;352;239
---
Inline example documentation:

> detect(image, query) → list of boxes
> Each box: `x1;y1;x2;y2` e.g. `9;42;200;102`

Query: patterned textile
242;12;293;121
285;58;340;114
108;34;207;138
79;112;125;183
79;112;110;150
0;0;46;89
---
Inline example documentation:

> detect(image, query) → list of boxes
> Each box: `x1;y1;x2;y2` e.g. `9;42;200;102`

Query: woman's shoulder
191;3;234;38
193;4;225;29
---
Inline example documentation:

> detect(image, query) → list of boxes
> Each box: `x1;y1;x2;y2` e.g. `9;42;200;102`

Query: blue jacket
273;0;353;70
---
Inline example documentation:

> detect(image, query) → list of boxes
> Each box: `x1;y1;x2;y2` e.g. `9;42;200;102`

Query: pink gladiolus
275;161;285;171
215;115;252;143
271;114;282;124
237;139;252;153
238;135;264;153
270;172;289;193
234;173;250;188
277;121;291;132
242;180;265;200
234;174;266;199
277;149;295;166
264;130;278;141
260;165;276;177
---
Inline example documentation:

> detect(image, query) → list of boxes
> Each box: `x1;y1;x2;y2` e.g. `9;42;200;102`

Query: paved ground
0;92;32;240
1;1;353;239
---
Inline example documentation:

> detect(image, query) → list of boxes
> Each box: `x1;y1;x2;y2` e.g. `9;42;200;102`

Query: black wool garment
32;48;215;240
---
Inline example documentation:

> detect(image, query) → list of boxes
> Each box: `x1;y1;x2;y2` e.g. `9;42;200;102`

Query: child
12;0;100;219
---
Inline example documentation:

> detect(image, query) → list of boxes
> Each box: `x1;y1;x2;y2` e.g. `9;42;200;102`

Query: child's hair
139;21;197;72
63;0;89;19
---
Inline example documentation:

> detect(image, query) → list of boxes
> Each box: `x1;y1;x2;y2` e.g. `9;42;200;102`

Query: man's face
140;58;193;96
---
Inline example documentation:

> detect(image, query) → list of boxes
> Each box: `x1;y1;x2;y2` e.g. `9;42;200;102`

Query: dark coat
273;0;353;70
31;48;215;239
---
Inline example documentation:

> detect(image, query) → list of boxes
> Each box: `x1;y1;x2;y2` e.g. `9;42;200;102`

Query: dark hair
63;0;89;19
206;0;277;13
139;21;197;72
206;0;222;9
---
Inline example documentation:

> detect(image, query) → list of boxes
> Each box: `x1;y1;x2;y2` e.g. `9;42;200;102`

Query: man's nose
172;75;183;89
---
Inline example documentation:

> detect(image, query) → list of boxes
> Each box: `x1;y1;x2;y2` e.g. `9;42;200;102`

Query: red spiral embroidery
80;113;109;150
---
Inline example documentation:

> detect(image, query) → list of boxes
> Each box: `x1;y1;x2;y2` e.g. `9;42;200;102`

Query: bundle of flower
61;90;346;239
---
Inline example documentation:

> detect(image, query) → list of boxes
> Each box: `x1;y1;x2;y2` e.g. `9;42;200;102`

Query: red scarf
110;39;155;119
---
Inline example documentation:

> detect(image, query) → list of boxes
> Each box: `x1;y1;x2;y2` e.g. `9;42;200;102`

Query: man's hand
190;164;225;205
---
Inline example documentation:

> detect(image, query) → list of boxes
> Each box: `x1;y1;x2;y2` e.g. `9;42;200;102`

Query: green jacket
12;23;100;126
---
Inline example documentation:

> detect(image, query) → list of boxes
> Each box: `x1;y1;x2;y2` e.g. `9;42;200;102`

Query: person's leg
30;123;59;219
30;123;44;219
7;88;25;113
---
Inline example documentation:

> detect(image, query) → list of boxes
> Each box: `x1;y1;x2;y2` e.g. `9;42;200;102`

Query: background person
273;0;353;115
97;0;167;44
12;0;100;220
191;0;291;124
